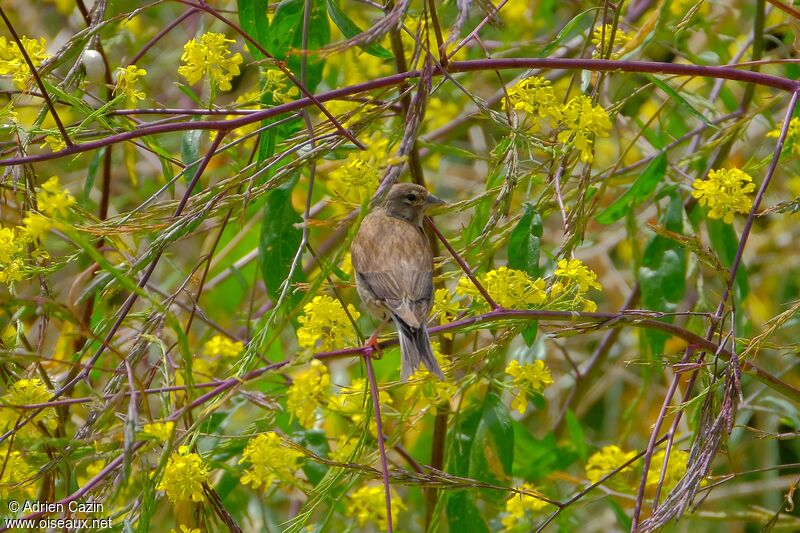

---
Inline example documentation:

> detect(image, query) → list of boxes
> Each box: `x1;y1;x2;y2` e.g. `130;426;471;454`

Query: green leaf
83;147;104;202
270;0;330;92
298;430;329;485
508;203;543;277
512;423;578;481
539;9;594;57
639;192;687;356
706;217;749;334
595;153;667;224
237;0;270;60
259;178;305;308
180;126;202;184
326;0;392;58
509;204;543;346
565;410;587;461
446;492;491;533
468;392;514;505
644;73;714;127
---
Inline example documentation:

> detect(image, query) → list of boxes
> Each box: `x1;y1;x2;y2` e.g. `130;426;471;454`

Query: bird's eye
406;193;417;202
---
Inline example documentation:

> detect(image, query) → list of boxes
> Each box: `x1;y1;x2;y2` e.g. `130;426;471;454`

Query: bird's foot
365;332;383;359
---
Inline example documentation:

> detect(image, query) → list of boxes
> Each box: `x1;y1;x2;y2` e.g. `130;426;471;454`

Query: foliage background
1;0;799;531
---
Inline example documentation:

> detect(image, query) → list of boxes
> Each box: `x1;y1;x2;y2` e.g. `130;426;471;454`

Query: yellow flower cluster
328;133;392;205
505;360;554;414
142;420;175;441
585;445;637;485
178;32;243;92
157;446;209;503
40;135;66;152
296;295;360;352
692;168;755;223
645;448;689;490
503;77;612;161
346;485;405;530
203;335;244;358
768;117;800;157
286;360;330;428
558;95;613;162
591;24;633;59
502;76;562;128
0;378;57;437
501;483;550;531
552;258;603;312
1;177;74;286
405;352;457;409
0;450;37;501
263;68;299;104
114;65;147;105
239;432;304;490
456;267;547;309
37;176;76;217
0;36;49;88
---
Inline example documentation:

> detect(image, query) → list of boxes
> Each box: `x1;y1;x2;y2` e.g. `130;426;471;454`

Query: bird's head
382;183;445;225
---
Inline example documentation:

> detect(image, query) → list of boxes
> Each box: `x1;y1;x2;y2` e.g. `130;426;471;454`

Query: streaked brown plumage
351;183;445;380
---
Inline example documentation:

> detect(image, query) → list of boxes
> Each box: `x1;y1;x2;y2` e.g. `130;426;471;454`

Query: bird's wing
352;211;434;328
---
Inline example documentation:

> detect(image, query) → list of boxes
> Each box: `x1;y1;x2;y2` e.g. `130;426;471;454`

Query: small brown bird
351;183;445;380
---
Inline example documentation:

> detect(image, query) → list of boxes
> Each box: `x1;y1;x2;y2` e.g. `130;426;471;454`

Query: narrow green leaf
639;192;687;356
236;0;270;60
83;147;104;202
706;217;749;332
446;492;491;533
259;178;305;308
565;410;587;461
596;153;667;224
326;0;393;58
509;203;543;346
539;9;594;57
468;392;514;505
645;73;714;127
180;126;202;184
508;203;543;277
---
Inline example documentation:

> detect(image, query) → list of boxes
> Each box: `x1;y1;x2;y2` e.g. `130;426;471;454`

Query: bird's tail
394;318;445;381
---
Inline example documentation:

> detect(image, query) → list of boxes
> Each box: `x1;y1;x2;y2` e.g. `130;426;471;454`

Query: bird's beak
426;194;445;207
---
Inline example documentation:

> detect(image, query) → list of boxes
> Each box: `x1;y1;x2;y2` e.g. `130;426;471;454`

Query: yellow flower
0;227;25;263
239;432;304;490
328;378;393;431
0;36;49;88
0;450;37;501
431;288;459;340
263;68;299;104
36;176;75;217
0;378;57;436
692;168;756;224
505;360;553;414
0;258;24;285
40;135;66;152
142;421;175;441
456;267;547;309
557;95;612;163
591;24;632;59
203;335;244;358
286;360;330;428
768;117;800;158
178;32;243;92
346;485;405;529
157;446;209;503
296;295;360;352
114;65;147;105
501;483;550;530
502;76;562;128
645;449;689;491
585;445;637;485
22;213;52;241
554;259;602;293
328;153;380;205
